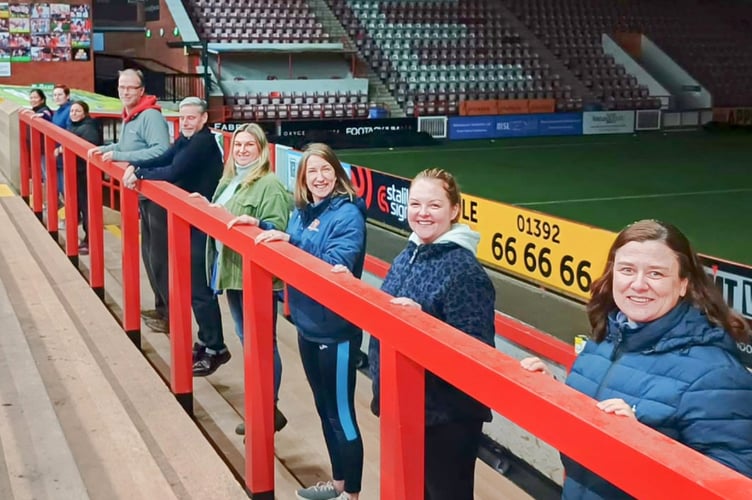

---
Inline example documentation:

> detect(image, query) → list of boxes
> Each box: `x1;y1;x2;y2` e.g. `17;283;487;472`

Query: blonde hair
294;142;356;208
223;123;271;187
412;168;462;223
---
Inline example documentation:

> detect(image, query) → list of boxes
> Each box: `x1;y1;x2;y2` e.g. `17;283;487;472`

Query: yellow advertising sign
460;194;616;300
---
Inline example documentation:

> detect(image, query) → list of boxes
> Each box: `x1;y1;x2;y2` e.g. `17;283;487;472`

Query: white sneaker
333;493;352;500
296;481;338;500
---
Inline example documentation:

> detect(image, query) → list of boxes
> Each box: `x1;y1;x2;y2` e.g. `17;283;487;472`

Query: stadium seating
224;90;370;120
503;0;752;108
326;0;584;116
187;0;329;43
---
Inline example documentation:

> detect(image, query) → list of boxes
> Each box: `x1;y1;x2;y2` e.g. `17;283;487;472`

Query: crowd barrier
16;111;752;498
335;162;752;367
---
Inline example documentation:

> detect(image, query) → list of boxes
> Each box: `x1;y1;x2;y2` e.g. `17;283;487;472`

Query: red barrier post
62;148;78;259
380;345;425;500
19;122;30;201
168;212;194;414
44;135;59;233
120;182;142;348
243;257;275;499
29;126;43;214
87;160;105;297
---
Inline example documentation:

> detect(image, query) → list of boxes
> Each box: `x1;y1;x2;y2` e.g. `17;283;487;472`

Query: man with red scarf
88;69;171;333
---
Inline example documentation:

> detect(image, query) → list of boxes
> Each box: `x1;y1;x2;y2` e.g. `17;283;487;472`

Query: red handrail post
62;148;78;260
29;126;43;215
19;121;30;201
44;135;59;233
168;211;194;414
87;160;105;297
243;257;275;499
120;183;142;348
380;345;425;500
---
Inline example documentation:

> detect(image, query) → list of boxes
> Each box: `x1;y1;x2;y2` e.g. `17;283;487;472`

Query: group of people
31;68;752;500
30;83;102;254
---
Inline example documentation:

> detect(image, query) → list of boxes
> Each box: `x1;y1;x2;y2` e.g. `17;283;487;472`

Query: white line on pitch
517;188;752;206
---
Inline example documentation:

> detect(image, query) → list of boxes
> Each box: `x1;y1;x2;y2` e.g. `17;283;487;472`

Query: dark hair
412;168;462;223
29;88;46;103
53;84;70;96
70;100;90;117
587;219;749;342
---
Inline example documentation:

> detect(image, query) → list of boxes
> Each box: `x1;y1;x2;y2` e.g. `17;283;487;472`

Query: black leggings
298;332;364;494
425;420;484;500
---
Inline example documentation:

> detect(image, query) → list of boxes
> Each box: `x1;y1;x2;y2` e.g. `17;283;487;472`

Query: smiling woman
521;219;752;499
368;168;496;500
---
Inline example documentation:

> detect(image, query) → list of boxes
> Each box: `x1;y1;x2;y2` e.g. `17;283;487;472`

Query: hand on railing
331;264;351;275
122;165;138;190
255;229;290;244
227;214;259;229
520;356;555;377
390;296;422;310
188;192;207;201
597;398;638;419
87;146;101;159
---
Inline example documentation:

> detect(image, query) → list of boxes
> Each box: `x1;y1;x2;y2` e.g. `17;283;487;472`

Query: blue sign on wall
538;113;583;136
447;116;498;140
448;113;584;140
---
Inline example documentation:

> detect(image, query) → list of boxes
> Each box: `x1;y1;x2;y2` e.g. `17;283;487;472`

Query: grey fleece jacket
98;108;170;162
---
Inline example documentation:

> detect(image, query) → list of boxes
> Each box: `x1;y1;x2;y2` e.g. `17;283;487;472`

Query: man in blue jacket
122;96;229;376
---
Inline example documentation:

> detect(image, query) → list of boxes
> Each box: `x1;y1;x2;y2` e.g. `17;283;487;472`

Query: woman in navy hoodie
255;143;366;500
522;219;752;498
368;168;496;500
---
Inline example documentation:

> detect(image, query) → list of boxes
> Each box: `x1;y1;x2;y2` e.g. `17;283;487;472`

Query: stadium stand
327;0;586;116
188;0;329;43
184;0;752;118
502;0;752;108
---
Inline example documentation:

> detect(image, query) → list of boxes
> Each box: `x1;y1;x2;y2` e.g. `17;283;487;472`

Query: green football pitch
338;131;752;265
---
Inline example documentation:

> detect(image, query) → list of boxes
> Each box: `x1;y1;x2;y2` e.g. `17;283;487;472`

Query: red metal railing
17;111;752;499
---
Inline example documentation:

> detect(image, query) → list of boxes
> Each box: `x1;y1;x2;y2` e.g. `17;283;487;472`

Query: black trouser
298;332;363;494
189;227;225;351
140;198;168;318
425;420;484;500
76;166;88;242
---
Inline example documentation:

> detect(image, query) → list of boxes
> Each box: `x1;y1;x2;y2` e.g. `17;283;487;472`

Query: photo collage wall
0;3;91;63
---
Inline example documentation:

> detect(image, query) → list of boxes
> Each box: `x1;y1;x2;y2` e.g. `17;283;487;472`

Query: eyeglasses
117;85;143;92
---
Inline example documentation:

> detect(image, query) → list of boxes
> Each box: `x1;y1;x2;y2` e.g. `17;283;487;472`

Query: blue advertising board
538;113;583;136
447;116;498;140
448;113;583;140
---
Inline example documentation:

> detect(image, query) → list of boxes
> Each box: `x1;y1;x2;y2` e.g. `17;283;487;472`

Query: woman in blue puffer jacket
255;143;366;500
522;219;752;499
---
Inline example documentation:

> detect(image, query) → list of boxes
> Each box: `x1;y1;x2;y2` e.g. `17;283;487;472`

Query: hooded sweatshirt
98;95;170;163
368;223;496;425
286;194;367;343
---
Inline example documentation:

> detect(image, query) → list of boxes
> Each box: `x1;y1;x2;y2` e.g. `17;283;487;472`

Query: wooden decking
0;188;533;499
0;196;246;499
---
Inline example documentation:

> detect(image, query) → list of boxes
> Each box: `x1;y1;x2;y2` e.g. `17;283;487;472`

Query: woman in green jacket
205;123;291;434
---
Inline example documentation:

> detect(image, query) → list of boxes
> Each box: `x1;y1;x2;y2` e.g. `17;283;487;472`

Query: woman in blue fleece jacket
522;219;752;499
255;143;366;500
368;168;496;500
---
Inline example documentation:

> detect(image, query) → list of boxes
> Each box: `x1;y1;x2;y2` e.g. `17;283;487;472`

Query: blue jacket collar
606;301;737;355
299;194;364;223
